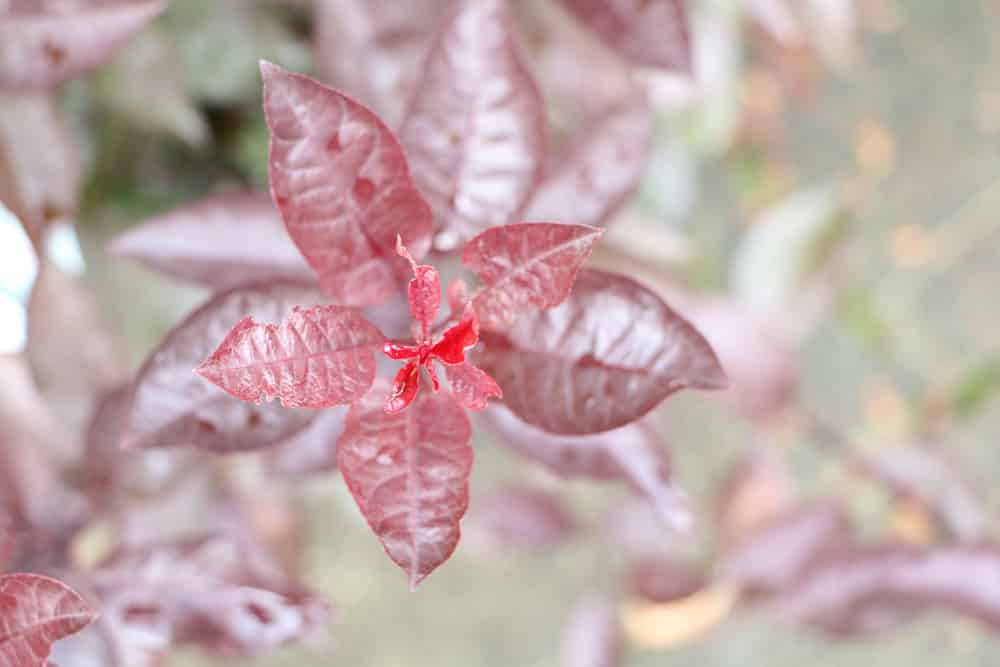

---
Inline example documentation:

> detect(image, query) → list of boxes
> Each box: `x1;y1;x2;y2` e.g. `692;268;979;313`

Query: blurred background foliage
8;0;1000;665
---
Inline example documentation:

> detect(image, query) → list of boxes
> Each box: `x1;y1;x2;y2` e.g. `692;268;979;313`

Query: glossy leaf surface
261;61;432;305
445;362;502;411
399;0;546;252
524;95;653;229
109;191;316;289
556;0;691;72
338;383;473;589
478;269;726;434
0;0;166;90
0;573;96;666
124;283;321;452
464;223;603;329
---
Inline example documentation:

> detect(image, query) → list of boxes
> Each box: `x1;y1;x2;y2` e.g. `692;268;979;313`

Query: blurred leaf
0;93;79;237
730;185;846;317
96;25;208;148
168;0;310;105
467;487;577;552
622;585;737;649
953;358;1000;418
561;593;621;667
0;0;165;90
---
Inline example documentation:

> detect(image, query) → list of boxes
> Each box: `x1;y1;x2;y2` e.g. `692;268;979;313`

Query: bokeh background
5;0;1000;665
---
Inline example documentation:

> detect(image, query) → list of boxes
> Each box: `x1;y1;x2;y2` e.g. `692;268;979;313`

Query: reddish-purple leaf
313;0;447;127
396;236;440;341
26;260;126;433
0;0;166;90
261;61;433;306
196;304;384;409
0;573;96;666
445;362;502;411
123;283;322;452
84;384;198;506
265;407;347;479
556;0;692;72
0;356;89;562
482;405;690;530
524;95;653;229
561;593;621;667
467;487;576;551
477;269;726;434
630;558;706;603
718;502;850;595
464;223;603;329
337;382;473;589
89;535;331;657
399;0;546;252
108;191;316;289
852;447;986;540
0;92;79;235
772;544;1000;635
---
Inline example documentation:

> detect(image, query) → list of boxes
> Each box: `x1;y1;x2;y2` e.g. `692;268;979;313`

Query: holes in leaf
244;601;274;625
245;410;262;429
122;602;162;626
326;132;342;153
195;418;217;434
352;178;375;205
43;41;66;66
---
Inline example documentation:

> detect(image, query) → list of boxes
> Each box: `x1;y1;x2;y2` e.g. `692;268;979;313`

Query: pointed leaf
0;573;96;666
477;269;726;434
483;405;690;530
399;0;546;252
109;191;316;289
261;61;432;306
124;283;322;452
197;304;384;409
556;0;691;72
0;0;166;90
337;382;473;589
446;362;502;410
464;223;603;329
524;95;653;229
0;93;79;236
